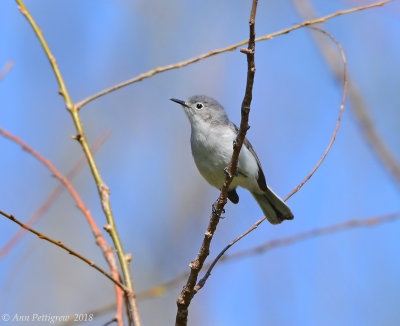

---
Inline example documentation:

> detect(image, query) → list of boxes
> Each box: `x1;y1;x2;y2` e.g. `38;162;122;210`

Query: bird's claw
224;167;238;178
212;203;225;218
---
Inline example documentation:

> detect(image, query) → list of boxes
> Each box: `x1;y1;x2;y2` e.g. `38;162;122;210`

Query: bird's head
170;95;229;126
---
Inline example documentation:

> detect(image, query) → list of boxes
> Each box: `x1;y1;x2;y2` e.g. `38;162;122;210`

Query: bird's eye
196;103;204;109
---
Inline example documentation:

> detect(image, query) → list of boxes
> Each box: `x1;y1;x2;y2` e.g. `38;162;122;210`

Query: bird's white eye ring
196;103;204;109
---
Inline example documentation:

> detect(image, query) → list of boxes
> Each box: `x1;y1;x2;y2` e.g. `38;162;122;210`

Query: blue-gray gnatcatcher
170;95;294;224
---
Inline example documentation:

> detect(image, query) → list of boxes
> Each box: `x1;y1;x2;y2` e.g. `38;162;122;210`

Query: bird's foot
224;167;238;178
212;202;225;218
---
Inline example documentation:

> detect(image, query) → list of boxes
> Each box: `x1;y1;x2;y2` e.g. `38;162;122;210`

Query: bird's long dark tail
252;187;294;225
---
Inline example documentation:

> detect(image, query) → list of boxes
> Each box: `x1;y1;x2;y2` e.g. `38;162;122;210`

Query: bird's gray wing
229;122;268;192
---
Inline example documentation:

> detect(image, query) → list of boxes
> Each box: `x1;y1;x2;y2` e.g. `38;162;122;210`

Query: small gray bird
170;95;293;224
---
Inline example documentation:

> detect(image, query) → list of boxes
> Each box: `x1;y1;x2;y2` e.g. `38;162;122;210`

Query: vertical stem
15;1;141;325
175;1;258;325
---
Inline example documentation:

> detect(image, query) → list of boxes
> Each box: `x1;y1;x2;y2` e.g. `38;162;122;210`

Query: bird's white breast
190;119;260;191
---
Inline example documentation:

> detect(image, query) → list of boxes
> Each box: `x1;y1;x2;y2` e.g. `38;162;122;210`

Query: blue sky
1;1;400;325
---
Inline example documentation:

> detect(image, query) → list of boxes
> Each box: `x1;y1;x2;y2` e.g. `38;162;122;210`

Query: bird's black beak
170;98;190;108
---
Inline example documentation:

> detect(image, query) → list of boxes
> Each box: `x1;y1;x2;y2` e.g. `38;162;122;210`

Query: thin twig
14;1;140;324
0;210;127;291
0;61;14;82
284;27;347;201
195;27;347;292
175;1;258;325
0;127;124;326
292;0;400;190
75;0;392;110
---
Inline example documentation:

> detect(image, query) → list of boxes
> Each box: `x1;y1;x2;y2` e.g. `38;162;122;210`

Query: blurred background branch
292;0;400;190
0;61;13;82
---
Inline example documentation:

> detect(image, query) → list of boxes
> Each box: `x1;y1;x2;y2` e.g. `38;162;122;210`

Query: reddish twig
0;210;127;291
14;2;140;322
0;127;124;326
0;129;111;259
195;27;347;292
175;1;258;325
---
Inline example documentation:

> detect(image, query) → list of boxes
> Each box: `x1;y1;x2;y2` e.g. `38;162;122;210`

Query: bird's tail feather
252;187;294;225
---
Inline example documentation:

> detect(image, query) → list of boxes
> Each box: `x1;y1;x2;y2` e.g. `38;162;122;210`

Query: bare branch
76;0;392;110
175;1;258;325
195;27;347;292
0;210;127;291
14;1;140;324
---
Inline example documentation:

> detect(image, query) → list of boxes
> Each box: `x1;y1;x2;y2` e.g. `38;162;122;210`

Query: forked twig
195;27;347;292
175;1;258;325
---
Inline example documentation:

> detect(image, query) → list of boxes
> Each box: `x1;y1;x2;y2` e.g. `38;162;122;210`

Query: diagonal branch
175;1;258;325
79;210;400;320
140;211;400;300
76;0;392;110
0;210;127;291
195;27;347;292
0;127;124;326
0;128;106;247
14;1;141;324
0;129;111;259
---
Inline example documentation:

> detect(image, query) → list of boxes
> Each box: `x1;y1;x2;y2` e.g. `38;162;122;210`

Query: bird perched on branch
170;95;293;224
